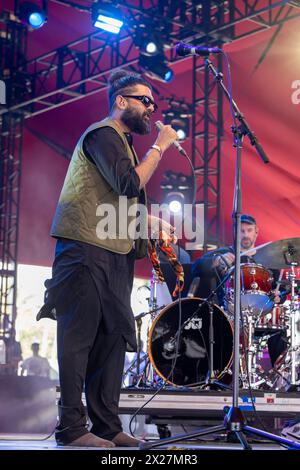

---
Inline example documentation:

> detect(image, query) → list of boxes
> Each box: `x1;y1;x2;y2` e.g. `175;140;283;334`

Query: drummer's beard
241;237;254;250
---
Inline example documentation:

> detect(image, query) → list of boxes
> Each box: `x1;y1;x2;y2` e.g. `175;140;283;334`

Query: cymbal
254;238;300;269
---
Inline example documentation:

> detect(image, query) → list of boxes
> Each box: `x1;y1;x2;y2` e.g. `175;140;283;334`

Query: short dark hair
108;69;152;111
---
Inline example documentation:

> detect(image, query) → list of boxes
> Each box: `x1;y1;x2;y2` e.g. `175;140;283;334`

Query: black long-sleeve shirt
83;127;141;198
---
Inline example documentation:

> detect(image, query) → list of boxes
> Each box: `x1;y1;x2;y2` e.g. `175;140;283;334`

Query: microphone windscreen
175;43;189;56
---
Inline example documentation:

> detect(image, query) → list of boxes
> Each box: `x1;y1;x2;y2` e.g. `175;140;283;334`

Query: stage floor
0;433;287;451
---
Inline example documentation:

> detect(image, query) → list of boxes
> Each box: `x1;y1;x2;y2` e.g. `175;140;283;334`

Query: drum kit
126;238;300;392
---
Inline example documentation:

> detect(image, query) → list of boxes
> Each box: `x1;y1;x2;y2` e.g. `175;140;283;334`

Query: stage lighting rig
92;2;123;34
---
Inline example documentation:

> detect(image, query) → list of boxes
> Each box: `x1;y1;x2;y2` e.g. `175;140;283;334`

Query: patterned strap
148;231;184;297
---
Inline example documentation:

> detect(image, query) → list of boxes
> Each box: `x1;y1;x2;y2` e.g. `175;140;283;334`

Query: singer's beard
121;107;151;135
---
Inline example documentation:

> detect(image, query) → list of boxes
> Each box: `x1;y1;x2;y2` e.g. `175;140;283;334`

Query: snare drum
225;263;273;316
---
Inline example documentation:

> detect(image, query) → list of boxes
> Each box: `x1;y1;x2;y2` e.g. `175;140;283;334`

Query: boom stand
140;57;300;450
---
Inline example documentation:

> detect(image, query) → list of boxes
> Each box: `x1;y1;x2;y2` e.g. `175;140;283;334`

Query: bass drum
148;297;233;387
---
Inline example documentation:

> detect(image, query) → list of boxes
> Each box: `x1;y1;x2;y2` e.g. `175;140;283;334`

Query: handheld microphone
176;42;222;57
155;120;187;157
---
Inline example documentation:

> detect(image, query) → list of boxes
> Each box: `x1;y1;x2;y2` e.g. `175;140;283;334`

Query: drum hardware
288;263;300;388
123;304;165;389
238;311;270;390
200;298;232;391
270;263;300;391
123;269;166;389
149;269;160;317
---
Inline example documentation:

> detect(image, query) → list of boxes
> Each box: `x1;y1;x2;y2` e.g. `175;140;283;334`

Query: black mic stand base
139;405;300;450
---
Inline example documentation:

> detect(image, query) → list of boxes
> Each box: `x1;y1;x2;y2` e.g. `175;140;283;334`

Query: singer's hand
155;124;178;154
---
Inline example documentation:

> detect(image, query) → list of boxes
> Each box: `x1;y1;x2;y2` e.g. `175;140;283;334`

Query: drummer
192;214;259;304
191;214;286;366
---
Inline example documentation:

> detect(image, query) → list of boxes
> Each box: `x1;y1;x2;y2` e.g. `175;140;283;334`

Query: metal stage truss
1;0;300;335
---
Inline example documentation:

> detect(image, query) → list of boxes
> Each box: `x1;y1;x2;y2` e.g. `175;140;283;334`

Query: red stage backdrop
18;15;300;279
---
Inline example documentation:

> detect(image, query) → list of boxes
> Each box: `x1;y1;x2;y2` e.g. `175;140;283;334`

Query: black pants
55;266;126;445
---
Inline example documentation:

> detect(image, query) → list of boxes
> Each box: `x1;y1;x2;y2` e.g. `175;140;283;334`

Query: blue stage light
94;21;121;34
92;4;123;34
139;54;174;83
19;2;47;29
164;69;173;82
28;11;45;28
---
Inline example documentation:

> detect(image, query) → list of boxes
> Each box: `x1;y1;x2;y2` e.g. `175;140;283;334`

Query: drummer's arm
192;249;234;278
192;250;220;278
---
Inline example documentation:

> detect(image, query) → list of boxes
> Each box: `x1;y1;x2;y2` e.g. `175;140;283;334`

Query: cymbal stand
128;270;165;388
241;311;271;390
275;262;300;390
149;269;159;316
288;263;300;387
241;311;257;388
123;304;165;388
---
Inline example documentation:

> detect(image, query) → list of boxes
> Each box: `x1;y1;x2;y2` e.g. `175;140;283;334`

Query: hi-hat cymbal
254;238;300;269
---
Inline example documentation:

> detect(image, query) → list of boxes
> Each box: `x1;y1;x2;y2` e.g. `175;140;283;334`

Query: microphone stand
140;56;300;450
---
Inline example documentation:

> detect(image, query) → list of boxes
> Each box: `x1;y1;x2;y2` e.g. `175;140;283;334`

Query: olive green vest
51;118;148;258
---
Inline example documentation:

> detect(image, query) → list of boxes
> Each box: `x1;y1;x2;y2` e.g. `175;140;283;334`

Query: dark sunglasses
122;95;158;112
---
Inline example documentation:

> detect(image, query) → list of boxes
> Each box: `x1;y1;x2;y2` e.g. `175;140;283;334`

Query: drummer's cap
241;214;256;225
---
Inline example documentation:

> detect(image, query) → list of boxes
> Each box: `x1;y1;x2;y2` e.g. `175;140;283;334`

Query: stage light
166;117;189;141
163;103;191;141
139;54;173;83
166;193;185;214
161;171;192;214
92;3;123;34
139;34;162;57
176;128;187;141
144;41;158;55
18;1;47;29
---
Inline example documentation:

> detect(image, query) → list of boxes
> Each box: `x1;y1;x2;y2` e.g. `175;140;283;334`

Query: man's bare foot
67;432;115;448
112;431;143;447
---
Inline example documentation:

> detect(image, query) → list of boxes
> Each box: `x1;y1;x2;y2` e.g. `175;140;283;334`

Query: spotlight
139;33;162;57
18;1;47;29
167;117;189;141
144;41;158;55
139;54;173;83
92;3;123;34
163;102;191;141
166;193;185;214
176;128;187;141
161;171;192;214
